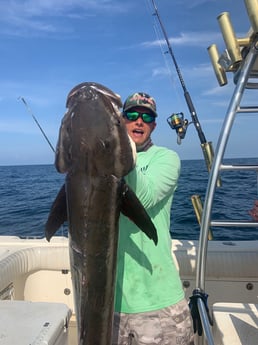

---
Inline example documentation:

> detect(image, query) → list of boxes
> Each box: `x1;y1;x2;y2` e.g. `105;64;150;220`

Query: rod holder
217;12;242;65
191;195;213;241
201;142;214;172
201;142;222;187
244;0;258;33
207;44;228;86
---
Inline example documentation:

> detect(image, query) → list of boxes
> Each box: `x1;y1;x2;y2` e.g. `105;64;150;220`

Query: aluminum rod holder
191;195;214;240
218;12;242;65
201;142;222;187
244;0;258;33
207;44;228;86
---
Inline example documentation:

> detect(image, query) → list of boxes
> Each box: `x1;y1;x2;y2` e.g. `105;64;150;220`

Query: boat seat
0;300;72;345
0;246;70;292
212;302;258;345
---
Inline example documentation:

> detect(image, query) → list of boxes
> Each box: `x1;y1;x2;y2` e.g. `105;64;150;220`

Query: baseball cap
123;92;158;117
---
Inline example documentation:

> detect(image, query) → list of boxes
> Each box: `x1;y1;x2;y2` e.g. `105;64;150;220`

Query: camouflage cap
123;92;158;117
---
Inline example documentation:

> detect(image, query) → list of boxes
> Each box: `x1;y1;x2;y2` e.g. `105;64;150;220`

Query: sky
0;0;257;166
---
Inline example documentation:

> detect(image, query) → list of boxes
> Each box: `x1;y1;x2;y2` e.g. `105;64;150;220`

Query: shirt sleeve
125;147;180;210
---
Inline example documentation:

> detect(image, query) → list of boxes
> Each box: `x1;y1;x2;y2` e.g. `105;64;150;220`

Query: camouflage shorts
112;299;195;345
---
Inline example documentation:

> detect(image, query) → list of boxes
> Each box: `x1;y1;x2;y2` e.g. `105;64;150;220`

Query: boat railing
192;1;258;344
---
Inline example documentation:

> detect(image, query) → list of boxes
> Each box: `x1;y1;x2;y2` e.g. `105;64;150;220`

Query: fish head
55;82;136;177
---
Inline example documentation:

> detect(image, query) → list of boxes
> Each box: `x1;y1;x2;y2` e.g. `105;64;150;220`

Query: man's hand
249;200;258;221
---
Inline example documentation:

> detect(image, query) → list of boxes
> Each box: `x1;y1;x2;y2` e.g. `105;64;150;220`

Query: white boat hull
0;236;257;344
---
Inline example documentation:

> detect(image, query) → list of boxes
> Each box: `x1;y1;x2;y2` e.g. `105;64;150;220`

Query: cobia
45;82;157;345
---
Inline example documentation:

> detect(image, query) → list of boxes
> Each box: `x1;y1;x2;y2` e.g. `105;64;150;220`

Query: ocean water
0;158;258;241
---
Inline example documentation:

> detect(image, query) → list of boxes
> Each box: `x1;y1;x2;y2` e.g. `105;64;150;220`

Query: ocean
0;157;258;241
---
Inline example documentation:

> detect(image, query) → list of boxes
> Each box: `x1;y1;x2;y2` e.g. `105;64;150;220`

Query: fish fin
45;184;67;241
121;183;158;245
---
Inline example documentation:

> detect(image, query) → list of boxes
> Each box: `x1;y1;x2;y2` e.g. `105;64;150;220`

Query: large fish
45;82;158;345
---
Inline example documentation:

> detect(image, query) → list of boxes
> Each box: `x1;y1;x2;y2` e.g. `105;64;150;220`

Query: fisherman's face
123;106;156;146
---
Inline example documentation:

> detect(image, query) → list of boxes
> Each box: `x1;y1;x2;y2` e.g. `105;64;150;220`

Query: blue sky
0;0;257;165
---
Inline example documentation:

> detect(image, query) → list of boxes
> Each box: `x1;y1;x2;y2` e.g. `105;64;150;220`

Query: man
113;92;194;345
249;200;258;221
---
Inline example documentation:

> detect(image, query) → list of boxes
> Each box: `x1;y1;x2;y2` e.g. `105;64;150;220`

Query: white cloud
0;0;127;36
151;66;169;77
142;31;223;49
0;0;126;18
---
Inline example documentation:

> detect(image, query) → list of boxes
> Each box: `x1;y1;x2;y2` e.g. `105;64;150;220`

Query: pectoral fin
121;182;158;245
45;184;67;241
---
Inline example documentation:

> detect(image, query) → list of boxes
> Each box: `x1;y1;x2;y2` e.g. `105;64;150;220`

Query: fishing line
153;19;183;103
143;0;186;133
150;0;206;142
18;99;70;245
149;0;220;178
144;0;183;99
18;97;56;153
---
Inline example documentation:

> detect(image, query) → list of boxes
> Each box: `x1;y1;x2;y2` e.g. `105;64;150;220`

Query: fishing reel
167;112;189;144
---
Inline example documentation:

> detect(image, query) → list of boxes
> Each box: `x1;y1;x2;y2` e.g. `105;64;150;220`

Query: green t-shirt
115;145;185;313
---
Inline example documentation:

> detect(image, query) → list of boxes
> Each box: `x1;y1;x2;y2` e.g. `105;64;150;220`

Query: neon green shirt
115;145;185;313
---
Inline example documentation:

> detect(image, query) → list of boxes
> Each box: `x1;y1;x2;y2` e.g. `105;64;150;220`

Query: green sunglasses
123;111;156;123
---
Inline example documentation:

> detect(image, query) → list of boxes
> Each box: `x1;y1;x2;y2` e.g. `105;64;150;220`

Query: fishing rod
18;97;56;153
151;0;217;175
